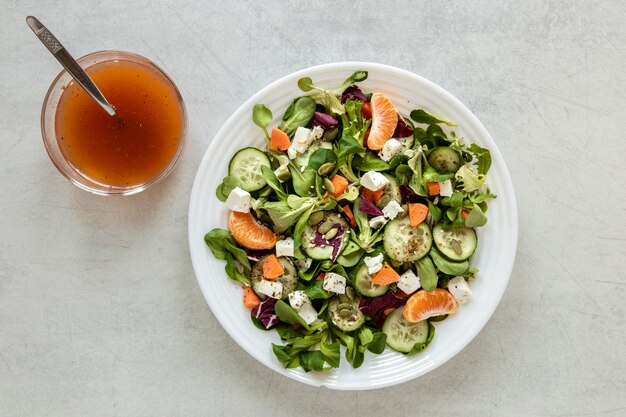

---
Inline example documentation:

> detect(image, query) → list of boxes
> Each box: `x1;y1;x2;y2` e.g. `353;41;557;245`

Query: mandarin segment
228;211;276;250
366;93;399;150
403;288;459;323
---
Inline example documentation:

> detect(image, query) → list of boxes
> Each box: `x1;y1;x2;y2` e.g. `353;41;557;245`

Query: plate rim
188;61;518;390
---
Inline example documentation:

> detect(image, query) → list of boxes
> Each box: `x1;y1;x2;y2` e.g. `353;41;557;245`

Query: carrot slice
427;182;440;196
262;254;284;279
461;209;470;222
243;287;260;309
316;272;326;281
372;264;400;285
408;203;429;227
341;205;357;227
361;188;385;202
383;307;395;317
330;174;349;197
270;128;291;151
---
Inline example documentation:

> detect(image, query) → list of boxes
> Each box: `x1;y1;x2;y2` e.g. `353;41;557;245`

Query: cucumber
376;174;402;209
250;255;298;300
383;216;432;262
383;306;430;353
327;287;365;332
228;147;271;192
432;223;477;261
428;147;462;173
302;212;350;261
353;263;389;297
429;246;469;276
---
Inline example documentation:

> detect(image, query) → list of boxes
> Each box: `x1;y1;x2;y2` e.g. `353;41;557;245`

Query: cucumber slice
432;223;477;261
353;263;389;297
383;216;432;262
376;174;401;209
228;147;271;192
327;288;365;332
250;255;297;300
428;147;462;173
302;212;350;261
383;306;430;353
429;246;469;276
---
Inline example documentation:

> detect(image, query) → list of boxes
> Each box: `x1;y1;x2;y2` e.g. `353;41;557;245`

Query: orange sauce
55;58;184;187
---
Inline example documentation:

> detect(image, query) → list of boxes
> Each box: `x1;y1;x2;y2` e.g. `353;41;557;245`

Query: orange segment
403;289;459;323
228;211;276;250
366;93;398;150
371;264;400;285
262;254;284;279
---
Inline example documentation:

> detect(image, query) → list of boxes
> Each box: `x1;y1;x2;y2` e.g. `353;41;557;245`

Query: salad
204;70;495;372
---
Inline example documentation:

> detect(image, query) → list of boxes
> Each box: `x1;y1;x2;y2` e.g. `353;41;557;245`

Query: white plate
188;62;518;390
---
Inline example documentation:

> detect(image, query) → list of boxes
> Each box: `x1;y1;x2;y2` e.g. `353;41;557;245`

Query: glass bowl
41;50;187;196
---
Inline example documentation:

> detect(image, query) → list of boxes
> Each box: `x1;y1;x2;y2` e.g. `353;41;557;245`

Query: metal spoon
26;16;118;118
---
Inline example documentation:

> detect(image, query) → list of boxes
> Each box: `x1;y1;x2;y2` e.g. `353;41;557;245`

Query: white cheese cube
288;290;310;310
323;272;347;294
364;254;384;275
378;139;403;162
287;147;298;160
310;125;324;140
297;301;319;325
438;179;453;197
448;276;472;304
397;270;421;294
225;187;251;212
256;280;283;299
289;126;313;155
275;237;295;257
360;171;389;191
369;215;387;229
382;200;404;219
294;258;313;272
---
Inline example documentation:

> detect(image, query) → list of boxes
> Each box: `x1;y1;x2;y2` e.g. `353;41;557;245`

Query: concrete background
1;1;624;416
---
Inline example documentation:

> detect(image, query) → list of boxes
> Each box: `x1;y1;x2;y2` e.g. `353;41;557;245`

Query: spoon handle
26;16;117;117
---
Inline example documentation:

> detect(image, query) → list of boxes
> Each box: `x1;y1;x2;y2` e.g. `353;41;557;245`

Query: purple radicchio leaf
313;223;346;262
358;197;384;218
359;291;408;328
400;185;426;205
251;297;280;329
393;115;414;138
340;85;367;104
312;112;339;130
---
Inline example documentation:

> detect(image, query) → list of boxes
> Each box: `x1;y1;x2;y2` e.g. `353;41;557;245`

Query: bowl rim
40;50;188;196
188;61;518;389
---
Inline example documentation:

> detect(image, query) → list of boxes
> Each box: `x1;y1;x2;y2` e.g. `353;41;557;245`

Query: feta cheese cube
297;301;319;325
225;187;251;212
310;125;324;140
294;258;313;272
275;237;295;257
323;272;346;294
286;126;313;160
288;290;310;310
448;276;472;304
369;215;387;229
287;147;298;160
382;200;404;219
438;179;453;197
397;270;421;294
256;280;283;299
364;254;384;275
378;139;403;162
360;171;389;191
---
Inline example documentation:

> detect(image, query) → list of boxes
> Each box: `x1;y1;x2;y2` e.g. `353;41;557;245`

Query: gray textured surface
1;1;625;416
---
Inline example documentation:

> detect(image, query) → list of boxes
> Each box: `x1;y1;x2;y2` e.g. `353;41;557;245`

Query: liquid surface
55;59;184;187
